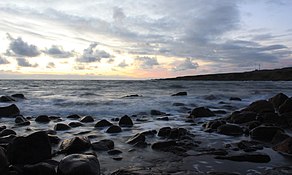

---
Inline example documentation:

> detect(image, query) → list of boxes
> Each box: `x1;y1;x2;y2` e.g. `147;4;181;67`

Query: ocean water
1;80;292;117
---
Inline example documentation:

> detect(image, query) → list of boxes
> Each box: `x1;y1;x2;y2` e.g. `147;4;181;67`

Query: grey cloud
117;60;128;68
172;58;199;71
46;62;55;68
6;34;40;57
76;43;113;63
135;56;159;69
0;56;10;64
44;45;73;58
16;58;38;67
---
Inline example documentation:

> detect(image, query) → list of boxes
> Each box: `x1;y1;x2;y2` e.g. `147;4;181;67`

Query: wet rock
57;154;100;175
245;121;261;130
217;124;243;136
35;115;51;123
107;149;122;155
0;95;15;102
15;116;30;126
48;135;61;145
172;102;185;106
69;122;83;128
7;131;51;165
271;131;290;145
263;166;292;175
123;94;140;98
279;98;292;114
111;118;120;122
229;97;242;101
242;100;274;113
23;161;58;175
229;111;257;124
156;116;169;121
92;139;114;151
59;137;91;154
213;110;227;114
133;141;148;148
250;126;284;142
94;119;113;127
11;94;26;99
118;115;133;127
80;116;94;123
106;125;122;133
150;110;166;116
158;127;171;137
0;104;20;117
269;93;289;109
54;123;71;131
67;114;81;119
205;120;226;130
236;140;263;152
171;92;187;96
0;134;16;145
112;156;123;161
189;107;215;118
168;128;187;139
126;133;145;145
0;147;9;175
273;137;292;155
256;112;279;124
0;129;16;137
141;130;157;136
215;153;271;163
0;126;6;132
49;116;61;121
151;140;176;151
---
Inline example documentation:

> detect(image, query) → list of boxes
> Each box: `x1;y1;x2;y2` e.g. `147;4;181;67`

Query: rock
48;135;61;145
271;131;290;145
215;153;271;163
269;93;289;109
123;94;140;98
141;130;157;136
112;156;123;161
118;115;133;127
0;104;20;117
95;119;113;127
217;124;243;136
229;111;257;124
107;149;122;155
23;161;58;175
236;140;263;152
49;116;61;121
11;94;26;99
256;112;279;123
0;129;16;137
273;137;292;155
279;98;292;114
59;137;91;154
0;126;6;132
80;116;94;123
106;125;122;133
171;92;187;96
150;110;166;116
7;131;51;165
54;123;71;131
35;115;51;123
92;139;114;151
213;110;227;114
69;122;83;128
156;116;169;121
133;141;148;148
0;147;9;175
229;97;242;101
151;140;177;151
126;133;145;145
172;102;185;106
205;120;226;130
242;100;274;113
67;114;81;119
157;127;171;137
0;95;15;102
189;107;215;118
57;154;100;175
15;116;30;126
263;166;292;175
250;126;284;142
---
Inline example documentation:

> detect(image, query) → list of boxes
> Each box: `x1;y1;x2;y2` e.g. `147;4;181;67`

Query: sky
0;0;291;79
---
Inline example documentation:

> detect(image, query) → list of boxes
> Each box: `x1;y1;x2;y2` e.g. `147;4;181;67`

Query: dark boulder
189;107;215;118
229;97;242;101
157;127;171;138
48;135;61;145
126;133;145;145
69;122;83;128
256;112;279;123
156;116;169;121
0;125;6;132
92;139;114;151
11;94;26;99
80;116;94;123
242;100;274;113
0;104;20;117
236;140;263;152
215;153;271;163
57;154;100;175
171;92;187;96
67;114;81;119
123;94;140;98
279;98;292;114
106;125;122;133
150;110;166;116
217;124;243;136
205;120;226;130
0;96;15;102
95;119;113;127
0;129;16;137
23;161;58;175
273;137;292;155
151;141;176;151
14;116;30;126
35;115;51;123
269;93;289;109
107;149;122;155
229;111;257;124
118;115;133;127
59;137;91;154
0;147;9;175
7;131;51;165
54;123;71;131
250;126;284;142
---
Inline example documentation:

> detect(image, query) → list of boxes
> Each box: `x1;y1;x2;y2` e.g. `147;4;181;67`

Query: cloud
6;34;41;57
44;45;73;58
46;62;55;68
117;60;128;68
76;43;113;63
172;58;199;71
0;56;10;64
16;58;38;67
135;56;159;69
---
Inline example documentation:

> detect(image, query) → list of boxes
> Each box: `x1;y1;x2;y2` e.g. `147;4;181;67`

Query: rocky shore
0;93;292;175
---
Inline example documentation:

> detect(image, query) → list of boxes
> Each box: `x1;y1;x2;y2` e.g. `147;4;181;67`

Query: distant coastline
162;67;292;81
